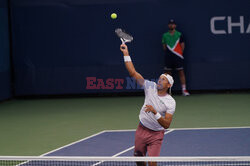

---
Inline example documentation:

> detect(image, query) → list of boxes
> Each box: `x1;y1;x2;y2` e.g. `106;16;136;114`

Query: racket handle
121;38;126;43
120;38;126;49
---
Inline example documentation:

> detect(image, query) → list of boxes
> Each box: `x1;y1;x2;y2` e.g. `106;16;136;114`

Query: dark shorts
134;123;164;157
164;53;184;71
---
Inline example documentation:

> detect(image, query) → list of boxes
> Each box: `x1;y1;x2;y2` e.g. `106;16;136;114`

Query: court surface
1;93;250;156
41;127;250;157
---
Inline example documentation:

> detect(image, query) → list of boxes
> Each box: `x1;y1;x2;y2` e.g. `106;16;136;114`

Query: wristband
124;56;132;62
155;112;161;120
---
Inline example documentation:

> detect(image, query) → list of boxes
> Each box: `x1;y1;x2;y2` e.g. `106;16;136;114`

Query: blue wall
0;0;11;100
10;0;250;95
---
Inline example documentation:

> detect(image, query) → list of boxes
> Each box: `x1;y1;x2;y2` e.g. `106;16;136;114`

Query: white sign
210;16;250;34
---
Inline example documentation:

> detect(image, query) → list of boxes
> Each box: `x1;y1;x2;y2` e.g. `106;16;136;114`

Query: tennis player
120;44;176;166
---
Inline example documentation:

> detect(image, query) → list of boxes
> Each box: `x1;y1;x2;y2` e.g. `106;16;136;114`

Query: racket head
115;28;133;44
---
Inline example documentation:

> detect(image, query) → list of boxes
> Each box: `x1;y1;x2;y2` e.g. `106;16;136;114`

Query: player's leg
147;130;165;166
164;54;174;76
148;161;157;166
177;69;190;96
174;56;190;96
134;124;147;166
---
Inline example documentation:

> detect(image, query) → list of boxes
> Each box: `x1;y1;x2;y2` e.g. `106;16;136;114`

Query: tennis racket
115;28;133;44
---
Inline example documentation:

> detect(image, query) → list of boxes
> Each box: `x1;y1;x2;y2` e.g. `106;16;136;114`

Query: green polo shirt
162;30;182;48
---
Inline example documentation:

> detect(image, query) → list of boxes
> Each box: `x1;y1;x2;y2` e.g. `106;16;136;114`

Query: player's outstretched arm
120;44;144;87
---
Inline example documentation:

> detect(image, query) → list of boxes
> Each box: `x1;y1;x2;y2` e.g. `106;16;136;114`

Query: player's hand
145;105;157;115
120;44;129;55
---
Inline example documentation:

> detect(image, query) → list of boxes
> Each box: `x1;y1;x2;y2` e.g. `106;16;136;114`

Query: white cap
161;74;174;87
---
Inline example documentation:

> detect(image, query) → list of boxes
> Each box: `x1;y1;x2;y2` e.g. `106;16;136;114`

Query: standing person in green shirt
162;19;190;96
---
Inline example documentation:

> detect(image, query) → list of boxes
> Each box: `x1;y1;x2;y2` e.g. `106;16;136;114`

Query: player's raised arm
120;44;144;87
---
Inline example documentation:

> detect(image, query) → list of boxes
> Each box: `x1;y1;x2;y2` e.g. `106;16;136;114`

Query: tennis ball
111;13;117;19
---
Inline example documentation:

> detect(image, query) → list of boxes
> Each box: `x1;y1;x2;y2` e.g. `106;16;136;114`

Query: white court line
40;130;106;156
17;131;107;166
35;126;250;158
113;129;174;157
105;126;250;132
21;126;249;166
104;129;136;132
91;129;175;166
169;126;250;130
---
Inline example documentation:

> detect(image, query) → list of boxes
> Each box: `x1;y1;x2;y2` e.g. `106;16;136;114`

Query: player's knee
134;151;146;166
134;151;144;157
149;162;157;166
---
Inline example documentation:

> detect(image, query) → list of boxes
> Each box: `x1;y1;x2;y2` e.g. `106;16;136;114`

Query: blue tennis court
42;127;250;157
